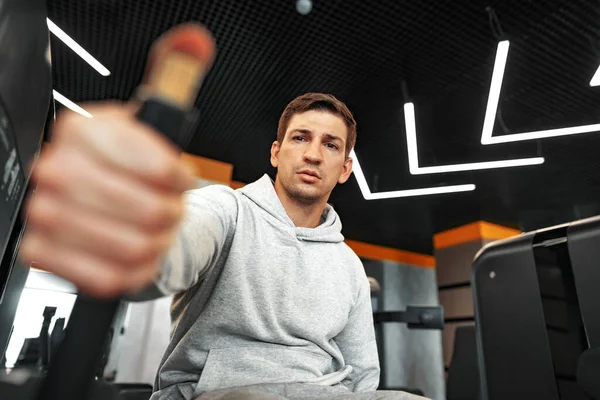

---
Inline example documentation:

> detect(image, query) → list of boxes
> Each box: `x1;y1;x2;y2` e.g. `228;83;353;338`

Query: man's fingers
22;104;194;297
26;191;176;266
19;229;160;298
33;145;185;232
52;105;196;192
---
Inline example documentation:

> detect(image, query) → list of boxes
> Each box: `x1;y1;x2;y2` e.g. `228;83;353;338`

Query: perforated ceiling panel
47;0;600;253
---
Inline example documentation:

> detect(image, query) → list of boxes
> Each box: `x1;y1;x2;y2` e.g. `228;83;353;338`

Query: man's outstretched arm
128;185;238;301
19;105;230;299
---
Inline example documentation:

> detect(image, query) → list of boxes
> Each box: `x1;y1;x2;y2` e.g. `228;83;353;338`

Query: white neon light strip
53;90;93;118
481;41;600;144
480;40;511;145
47;18;111;77
350;149;475;200
482;123;600;144
404;103;544;175
590;64;600;87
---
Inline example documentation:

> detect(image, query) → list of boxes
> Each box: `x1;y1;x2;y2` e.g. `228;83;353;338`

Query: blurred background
46;0;600;253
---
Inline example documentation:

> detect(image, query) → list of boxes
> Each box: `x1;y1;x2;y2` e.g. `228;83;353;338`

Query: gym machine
0;1;209;399
0;0;53;374
374;306;444;330
374;306;444;395
472;215;600;400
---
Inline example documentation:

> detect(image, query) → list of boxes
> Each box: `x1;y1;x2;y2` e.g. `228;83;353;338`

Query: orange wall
181;153;233;186
433;221;520;250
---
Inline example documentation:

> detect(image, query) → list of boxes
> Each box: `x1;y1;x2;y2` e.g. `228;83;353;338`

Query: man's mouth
298;169;320;179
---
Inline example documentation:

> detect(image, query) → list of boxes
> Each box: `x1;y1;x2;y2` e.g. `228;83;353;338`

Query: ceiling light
52;90;93;118
350;149;476;200
481;41;600;144
411;157;544;174
47;18;111;76
296;0;312;15
482;124;600;144
590;64;600;87
366;184;476;200
404;102;544;174
349;149;374;198
480;40;510;145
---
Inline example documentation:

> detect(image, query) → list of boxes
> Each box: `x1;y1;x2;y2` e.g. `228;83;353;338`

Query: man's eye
325;143;339;149
293;136;306;142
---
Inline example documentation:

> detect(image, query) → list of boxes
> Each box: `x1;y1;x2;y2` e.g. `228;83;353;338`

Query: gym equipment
0;21;215;400
11;306;60;371
472;215;600;400
0;0;52;360
374;306;444;395
374;306;444;330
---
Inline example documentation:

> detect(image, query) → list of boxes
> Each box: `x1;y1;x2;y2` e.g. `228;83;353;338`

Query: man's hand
20;104;196;298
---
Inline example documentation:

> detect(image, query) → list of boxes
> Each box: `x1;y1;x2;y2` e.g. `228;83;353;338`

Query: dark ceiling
47;0;600;254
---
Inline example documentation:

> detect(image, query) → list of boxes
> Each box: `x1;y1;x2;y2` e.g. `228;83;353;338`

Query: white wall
114;297;172;384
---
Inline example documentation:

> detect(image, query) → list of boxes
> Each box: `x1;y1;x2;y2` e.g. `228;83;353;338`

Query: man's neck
274;179;326;228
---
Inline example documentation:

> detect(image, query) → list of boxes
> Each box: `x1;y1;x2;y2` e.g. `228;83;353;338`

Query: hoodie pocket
194;344;337;395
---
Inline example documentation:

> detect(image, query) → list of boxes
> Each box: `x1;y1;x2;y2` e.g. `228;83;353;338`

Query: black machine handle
373;306;444;330
35;98;187;400
36;298;120;400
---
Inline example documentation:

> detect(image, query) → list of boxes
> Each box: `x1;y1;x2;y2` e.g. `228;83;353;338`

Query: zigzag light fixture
46;18;475;201
481;40;600;144
49;94;473;200
404;102;544;175
52;90;93;118
350;149;475;200
47;19;111;76
589;62;600;87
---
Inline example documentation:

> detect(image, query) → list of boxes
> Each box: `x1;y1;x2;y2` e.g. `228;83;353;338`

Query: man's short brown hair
277;93;357;157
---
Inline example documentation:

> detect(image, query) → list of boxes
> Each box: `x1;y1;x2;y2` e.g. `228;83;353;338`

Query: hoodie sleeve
335;259;381;392
126;184;239;301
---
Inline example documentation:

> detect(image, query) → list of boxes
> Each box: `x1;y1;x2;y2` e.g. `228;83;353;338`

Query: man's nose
303;142;323;164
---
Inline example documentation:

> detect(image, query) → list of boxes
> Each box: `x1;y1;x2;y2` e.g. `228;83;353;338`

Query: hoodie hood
239;174;344;243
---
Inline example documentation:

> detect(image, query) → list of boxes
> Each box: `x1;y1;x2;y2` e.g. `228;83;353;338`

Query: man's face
271;110;353;204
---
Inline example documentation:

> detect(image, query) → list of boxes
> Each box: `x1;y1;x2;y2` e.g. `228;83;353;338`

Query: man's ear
270;141;281;168
337;156;353;184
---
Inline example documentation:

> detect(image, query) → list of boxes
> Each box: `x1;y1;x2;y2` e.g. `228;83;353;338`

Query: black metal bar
36;297;120;400
39;306;56;369
438;281;471;291
374;311;411;324
374;307;445;330
445;316;475;323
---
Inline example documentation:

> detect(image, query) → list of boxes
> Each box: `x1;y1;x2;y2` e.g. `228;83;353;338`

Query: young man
21;93;423;399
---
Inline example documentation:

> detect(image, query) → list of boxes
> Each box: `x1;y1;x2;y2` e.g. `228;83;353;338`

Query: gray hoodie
138;174;380;400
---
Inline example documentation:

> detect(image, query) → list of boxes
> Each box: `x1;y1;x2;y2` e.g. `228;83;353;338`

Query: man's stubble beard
282;176;325;205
